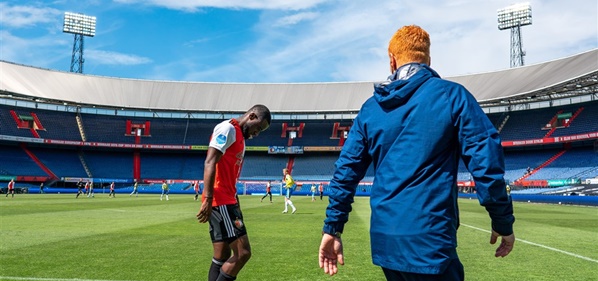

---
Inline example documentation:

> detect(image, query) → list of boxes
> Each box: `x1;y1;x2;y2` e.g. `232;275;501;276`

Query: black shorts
209;204;247;243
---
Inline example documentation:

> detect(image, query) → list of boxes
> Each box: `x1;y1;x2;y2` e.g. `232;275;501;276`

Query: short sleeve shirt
206;119;245;207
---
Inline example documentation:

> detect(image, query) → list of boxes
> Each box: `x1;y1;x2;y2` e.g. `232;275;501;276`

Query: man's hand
196;198;213;223
490;230;515;257
319;233;344;276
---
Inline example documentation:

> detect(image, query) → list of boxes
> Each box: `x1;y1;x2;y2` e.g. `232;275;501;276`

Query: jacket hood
374;63;440;109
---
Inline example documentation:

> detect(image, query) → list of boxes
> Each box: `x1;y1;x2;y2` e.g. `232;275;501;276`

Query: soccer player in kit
319;183;324;200
6;179;15;198
260;180;272;203
311;185;317;202
196;104;271;281
87;180;94;198
282;168;297;214
318;25;514;280
194;181;201;201
84;181;89;196
108;182;116;198
161;181;169;201
130;180;139;197
76;179;84;198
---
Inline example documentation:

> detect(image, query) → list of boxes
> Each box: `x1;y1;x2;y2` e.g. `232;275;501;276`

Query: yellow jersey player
161;181;169;201
282;168;297;214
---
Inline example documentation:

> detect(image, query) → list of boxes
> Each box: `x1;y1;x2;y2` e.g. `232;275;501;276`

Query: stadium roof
1;49;596;113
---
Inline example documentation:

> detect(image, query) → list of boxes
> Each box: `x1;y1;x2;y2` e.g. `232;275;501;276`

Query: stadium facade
0;49;597;199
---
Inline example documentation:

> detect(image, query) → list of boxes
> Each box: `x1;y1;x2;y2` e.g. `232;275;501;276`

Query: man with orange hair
319;25;515;280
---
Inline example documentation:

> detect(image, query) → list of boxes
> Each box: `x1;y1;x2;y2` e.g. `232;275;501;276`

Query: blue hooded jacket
323;64;514;274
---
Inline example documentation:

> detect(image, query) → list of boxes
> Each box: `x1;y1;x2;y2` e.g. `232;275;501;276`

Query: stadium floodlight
63;12;96;37
497;3;532;68
63;12;96;73
497;3;532;30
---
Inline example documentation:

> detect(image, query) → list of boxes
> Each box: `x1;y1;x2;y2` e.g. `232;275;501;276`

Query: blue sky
0;0;596;83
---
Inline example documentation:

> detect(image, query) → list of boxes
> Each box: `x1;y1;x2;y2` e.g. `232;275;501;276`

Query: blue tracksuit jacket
323;64;514;274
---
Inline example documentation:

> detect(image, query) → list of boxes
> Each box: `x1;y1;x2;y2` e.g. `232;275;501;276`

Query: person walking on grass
161;181;169;201
196;104;271;281
261;180;272;203
318;25;514;280
282;168;297;214
5;179;15;198
130;179;139;197
108;182;116;198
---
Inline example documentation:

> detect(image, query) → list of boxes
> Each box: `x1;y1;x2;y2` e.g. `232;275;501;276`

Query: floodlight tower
63;12;96;73
497;3;532;68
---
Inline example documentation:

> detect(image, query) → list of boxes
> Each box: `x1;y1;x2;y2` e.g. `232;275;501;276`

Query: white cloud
274;12;319;27
113;0;328;11
86;50;152;65
0;3;62;28
0;30;70;68
196;0;597;82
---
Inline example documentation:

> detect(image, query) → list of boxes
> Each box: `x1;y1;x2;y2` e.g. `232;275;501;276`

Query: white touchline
0;277;135;281
461;223;598;263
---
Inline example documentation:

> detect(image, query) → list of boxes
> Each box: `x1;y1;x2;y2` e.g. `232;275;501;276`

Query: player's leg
219;235;251;280
210;242;231;281
287;191;296;213
288;199;296;213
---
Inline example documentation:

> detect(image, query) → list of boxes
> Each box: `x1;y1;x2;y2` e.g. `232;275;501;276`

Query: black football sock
208;258;226;281
216;269;236;281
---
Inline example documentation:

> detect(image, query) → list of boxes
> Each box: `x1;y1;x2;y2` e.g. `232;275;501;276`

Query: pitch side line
461;223;598;263
0;277;135;281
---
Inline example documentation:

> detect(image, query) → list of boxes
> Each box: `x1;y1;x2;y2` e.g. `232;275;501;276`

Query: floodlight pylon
63;12;96;73
498;3;532;68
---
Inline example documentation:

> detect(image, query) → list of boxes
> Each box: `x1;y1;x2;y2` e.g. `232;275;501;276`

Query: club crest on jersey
216;134;227;144
234;218;244;229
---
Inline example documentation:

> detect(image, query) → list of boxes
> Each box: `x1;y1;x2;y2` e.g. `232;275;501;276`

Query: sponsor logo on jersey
216;134;227;145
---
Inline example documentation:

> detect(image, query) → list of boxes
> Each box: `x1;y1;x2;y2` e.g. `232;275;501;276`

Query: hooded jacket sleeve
452;85;515;236
323;113;372;235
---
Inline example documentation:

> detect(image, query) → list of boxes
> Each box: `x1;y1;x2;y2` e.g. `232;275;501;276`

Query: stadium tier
1;101;598;185
1;46;598;193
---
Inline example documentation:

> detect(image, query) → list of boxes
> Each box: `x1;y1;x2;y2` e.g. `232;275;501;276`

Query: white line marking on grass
461;223;598;263
0;276;136;281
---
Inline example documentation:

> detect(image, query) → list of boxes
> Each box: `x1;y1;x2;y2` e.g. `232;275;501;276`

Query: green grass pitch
1;194;597;281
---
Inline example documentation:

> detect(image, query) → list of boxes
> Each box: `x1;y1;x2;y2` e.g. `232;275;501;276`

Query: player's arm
197;147;223;223
323;114;370;236
320;113;371;276
453;85;515;256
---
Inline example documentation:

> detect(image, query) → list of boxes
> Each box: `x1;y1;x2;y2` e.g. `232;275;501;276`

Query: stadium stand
27;146;87;178
82;150;134;178
240;153;289;180
0;50;596;200
140;151;205;179
0;144;46;176
527;147;598;180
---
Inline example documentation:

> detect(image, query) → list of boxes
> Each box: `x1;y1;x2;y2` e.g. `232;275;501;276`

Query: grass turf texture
1;194;597;281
